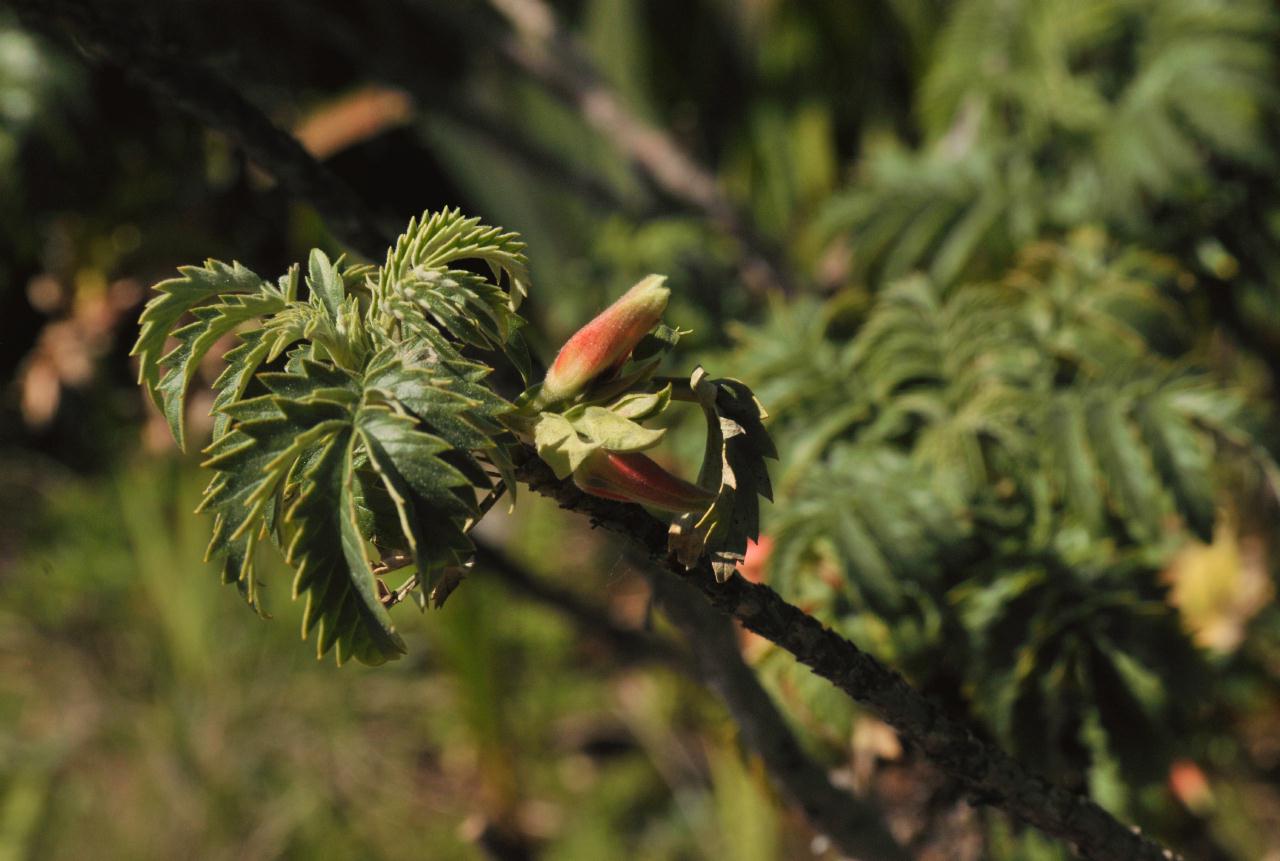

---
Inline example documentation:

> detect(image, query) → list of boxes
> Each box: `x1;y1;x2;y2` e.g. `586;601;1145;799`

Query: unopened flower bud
573;450;714;514
540;275;669;406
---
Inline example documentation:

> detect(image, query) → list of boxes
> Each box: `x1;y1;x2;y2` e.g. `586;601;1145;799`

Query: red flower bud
541;275;669;405
735;535;774;584
573;450;714;514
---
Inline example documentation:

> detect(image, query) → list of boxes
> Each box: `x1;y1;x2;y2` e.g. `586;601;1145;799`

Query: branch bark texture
515;450;1181;861
644;565;909;861
478;539;908;860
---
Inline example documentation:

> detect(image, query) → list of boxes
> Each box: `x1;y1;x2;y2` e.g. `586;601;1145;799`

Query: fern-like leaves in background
816;0;1278;287
737;230;1278;784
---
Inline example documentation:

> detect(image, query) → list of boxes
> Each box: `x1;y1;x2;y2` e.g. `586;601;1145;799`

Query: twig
642;561;910;861
6;0;391;260
474;539;908;858
379;564;427;609
486;0;795;296
377;534;904;855
514;448;1182;861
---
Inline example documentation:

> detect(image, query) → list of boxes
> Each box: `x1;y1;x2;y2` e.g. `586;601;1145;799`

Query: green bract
520;275;776;580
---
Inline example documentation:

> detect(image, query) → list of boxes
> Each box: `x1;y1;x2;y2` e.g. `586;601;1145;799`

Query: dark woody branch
477;539;909;859
268;0;638;217
472;538;685;669
514;449;1181;861
640;561;910;861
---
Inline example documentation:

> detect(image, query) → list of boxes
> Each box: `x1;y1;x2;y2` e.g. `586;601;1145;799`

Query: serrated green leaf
362;346;511;493
217;525;265;614
1045;393;1106;535
668;368;775;580
772;444;966;607
502;326;533;383
357;406;475;596
307;249;346;322
155;292;288;449
381;208;529;329
133;259;269;408
390;267;521;353
373;209;529;363
356;407;474;515
259;360;359;400
1136;392;1215;541
263;303;325;363
287;429;406;665
211;329;273;440
129;209;536;665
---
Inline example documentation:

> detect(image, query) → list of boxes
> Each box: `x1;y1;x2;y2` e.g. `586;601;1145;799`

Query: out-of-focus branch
487;0;795;296
378;534;908;856
474;538;684;667
514;448;1183;861
423;99;638;215
643;563;910;861
477;539;907;859
6;0;390;260
272;0;636;216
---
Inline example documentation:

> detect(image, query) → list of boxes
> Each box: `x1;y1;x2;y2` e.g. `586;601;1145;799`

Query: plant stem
514;447;1182;861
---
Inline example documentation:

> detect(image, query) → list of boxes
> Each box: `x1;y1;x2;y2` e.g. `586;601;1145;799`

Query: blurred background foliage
3;0;1280;858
